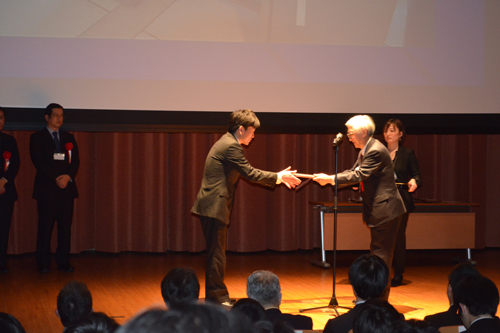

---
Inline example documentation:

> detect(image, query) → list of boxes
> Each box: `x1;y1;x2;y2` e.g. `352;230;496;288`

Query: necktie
53;132;61;153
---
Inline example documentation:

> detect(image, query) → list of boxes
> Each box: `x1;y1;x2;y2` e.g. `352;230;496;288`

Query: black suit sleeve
226;141;277;186
337;146;383;186
407;149;422;187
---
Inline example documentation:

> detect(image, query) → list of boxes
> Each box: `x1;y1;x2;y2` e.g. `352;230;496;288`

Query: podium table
309;201;477;264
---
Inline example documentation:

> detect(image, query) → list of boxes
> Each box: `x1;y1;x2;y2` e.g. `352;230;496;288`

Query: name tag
54;153;65;160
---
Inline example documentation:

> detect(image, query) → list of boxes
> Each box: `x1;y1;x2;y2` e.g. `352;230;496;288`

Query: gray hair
246;270;281;308
345;115;376;137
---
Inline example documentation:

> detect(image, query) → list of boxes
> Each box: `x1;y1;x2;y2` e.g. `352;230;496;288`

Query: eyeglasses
346;132;356;138
50;114;64;119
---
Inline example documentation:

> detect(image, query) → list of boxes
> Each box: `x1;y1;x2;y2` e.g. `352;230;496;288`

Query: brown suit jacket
191;132;277;224
336;138;405;227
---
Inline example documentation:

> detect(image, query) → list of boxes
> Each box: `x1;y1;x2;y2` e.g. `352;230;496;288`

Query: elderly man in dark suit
191;109;300;305
247;270;313;330
313;115;406;299
0;107;20;273
30;103;80;273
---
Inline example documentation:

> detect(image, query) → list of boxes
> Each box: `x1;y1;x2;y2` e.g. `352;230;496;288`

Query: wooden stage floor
1;248;500;332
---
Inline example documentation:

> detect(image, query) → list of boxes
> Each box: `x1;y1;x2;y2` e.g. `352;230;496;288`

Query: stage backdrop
4;130;499;255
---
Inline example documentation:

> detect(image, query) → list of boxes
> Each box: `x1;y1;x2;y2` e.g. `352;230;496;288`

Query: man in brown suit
191;109;300;305
313;115;406;299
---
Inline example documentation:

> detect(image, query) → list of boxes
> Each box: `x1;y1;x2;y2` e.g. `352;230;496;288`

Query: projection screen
0;0;497;114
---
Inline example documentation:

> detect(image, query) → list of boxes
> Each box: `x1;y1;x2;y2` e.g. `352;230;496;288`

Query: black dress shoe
0;266;9;273
39;267;50;273
58;264;74;272
391;275;403;287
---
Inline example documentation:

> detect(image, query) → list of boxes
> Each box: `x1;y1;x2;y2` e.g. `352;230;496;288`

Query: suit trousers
0;197;15;268
393;212;410;277
369;215;401;299
35;194;74;268
200;216;229;304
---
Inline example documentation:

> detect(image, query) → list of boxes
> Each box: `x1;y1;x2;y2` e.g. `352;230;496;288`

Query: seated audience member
0;312;26;333
231;298;266;323
64;312;119;333
116;303;255;333
57;281;93;328
392;319;440;333
424;262;481;329
453;275;500;333
352;298;403;333
160;267;200;309
231;298;273;333
323;254;390;333
246;270;313;330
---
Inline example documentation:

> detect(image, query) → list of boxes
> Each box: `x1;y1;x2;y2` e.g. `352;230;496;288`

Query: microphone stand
300;134;351;315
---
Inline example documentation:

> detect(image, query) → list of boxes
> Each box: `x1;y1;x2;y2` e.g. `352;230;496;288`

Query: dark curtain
4;130;499;255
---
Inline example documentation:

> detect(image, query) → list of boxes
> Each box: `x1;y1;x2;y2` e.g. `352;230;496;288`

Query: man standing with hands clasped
30;103;80;273
313;115;405;299
0;107;20;273
192;109;301;305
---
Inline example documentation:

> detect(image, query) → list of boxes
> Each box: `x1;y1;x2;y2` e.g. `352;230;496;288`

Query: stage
1;248;499;332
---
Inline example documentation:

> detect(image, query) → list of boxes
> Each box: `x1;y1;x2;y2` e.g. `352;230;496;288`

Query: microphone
333;133;343;146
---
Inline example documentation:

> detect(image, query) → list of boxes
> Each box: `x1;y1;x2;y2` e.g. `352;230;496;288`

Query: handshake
277;167;335;189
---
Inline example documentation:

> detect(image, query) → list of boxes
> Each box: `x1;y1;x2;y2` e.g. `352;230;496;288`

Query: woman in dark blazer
383;119;422;287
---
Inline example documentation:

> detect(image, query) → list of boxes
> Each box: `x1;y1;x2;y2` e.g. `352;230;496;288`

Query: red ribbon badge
3;151;10;171
65;143;73;163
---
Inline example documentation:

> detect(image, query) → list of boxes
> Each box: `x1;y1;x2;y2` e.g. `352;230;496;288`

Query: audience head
160;267;200;309
116;303;255;333
228;109;260;133
0;313;26;333
447;262;481;304
392;319;440;333
57;280;93;327
353;298;402;333
231;298;266;323
246;270;281;309
64;312;119;333
453;275;499;328
349;254;389;301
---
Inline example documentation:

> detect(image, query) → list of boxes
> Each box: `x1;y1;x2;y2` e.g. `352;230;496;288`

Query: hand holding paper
278;166;301;189
312;173;336;186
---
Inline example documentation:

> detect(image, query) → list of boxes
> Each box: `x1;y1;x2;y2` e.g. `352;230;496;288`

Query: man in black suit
313;115;406;299
191;109;300;305
0;107;20;273
424;262;481;329
323;254;390;333
454;275;500;333
30;103;80;273
246;270;313;330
